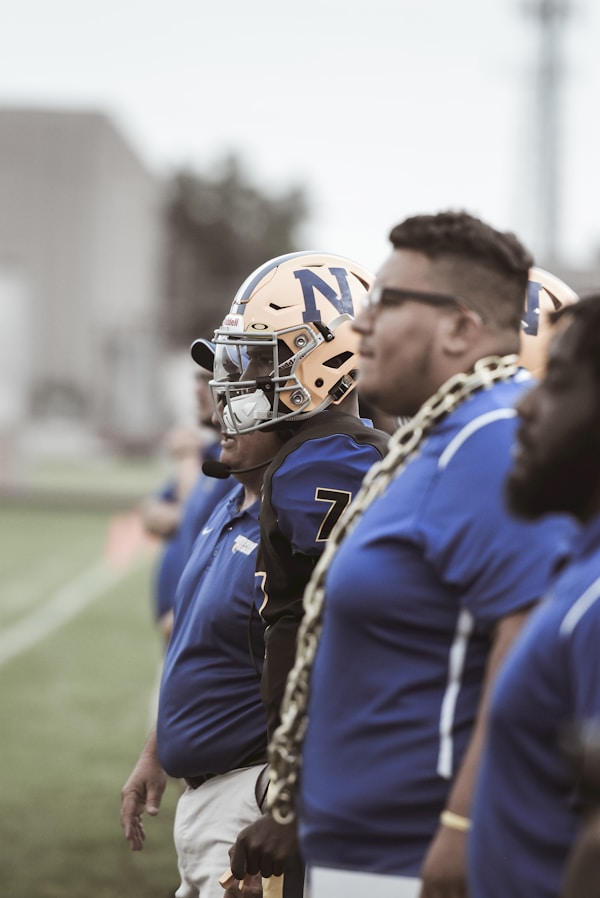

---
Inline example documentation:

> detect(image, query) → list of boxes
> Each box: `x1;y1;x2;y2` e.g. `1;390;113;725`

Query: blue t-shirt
153;441;234;620
298;378;577;876
156;483;267;778
469;514;600;898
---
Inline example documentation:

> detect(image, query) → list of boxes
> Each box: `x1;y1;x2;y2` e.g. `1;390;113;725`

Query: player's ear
441;306;484;357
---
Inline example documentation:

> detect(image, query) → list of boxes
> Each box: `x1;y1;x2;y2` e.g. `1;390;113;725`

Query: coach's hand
231;812;297;880
221;869;264;898
120;730;167;851
419;825;468;898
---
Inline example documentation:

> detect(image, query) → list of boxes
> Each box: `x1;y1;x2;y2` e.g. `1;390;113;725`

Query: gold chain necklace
267;353;519;824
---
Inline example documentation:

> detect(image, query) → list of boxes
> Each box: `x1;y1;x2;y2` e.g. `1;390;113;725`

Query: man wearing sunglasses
252;211;578;898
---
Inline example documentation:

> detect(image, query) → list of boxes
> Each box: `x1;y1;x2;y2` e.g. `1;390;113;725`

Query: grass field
0;503;181;898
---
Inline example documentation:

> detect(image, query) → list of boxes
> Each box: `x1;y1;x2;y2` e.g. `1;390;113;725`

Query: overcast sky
1;0;598;273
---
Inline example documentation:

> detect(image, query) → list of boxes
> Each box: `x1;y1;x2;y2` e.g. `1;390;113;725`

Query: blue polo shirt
298;377;577;876
153;441;234;621
469;515;600;898
156;483;267;778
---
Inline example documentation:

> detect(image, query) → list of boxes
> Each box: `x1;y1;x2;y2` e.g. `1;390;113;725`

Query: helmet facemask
209;318;356;435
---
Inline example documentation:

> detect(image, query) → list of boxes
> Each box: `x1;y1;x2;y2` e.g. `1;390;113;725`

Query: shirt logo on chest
232;535;258;556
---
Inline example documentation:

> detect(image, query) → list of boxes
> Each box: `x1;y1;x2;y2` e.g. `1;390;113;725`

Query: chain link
267;354;519;824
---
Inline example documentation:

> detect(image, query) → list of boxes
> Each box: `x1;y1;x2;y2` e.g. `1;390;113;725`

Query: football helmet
520;267;579;376
194;251;373;434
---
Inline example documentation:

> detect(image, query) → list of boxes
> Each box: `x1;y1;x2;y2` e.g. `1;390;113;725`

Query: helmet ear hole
323;350;353;370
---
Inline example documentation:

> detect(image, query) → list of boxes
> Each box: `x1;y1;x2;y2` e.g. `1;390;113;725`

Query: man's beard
505;455;590;523
505;469;555;520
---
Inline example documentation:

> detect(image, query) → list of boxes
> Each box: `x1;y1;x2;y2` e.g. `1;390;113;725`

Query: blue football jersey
469;515;600;898
258;410;389;736
298;379;577;876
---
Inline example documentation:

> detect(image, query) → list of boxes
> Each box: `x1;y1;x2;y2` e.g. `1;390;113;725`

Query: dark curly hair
551;292;600;381
388;210;534;331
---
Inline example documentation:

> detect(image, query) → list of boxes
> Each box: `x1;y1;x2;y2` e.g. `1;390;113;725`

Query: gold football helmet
193;251;373;434
520;267;579;376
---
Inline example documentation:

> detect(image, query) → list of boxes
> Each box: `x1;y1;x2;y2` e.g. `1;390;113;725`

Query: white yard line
1;557;78;617
0;559;132;668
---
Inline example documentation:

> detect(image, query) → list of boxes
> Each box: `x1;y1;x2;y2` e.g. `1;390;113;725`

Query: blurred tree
162;154;309;346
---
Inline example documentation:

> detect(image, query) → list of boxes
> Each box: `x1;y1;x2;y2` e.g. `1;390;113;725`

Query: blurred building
0;106;166;458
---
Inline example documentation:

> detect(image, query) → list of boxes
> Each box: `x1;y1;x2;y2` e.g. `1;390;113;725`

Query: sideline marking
0;559;135;668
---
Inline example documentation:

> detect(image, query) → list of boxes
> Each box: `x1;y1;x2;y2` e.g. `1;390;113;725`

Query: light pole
522;0;573;265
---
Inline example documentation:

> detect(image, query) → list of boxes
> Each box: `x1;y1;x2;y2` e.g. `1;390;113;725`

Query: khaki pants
174;764;266;898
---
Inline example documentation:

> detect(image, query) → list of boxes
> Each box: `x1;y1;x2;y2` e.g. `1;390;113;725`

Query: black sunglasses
362;285;484;321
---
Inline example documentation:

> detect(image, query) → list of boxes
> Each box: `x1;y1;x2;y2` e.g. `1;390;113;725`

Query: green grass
0;504;181;898
0;507;114;626
27;455;171;497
